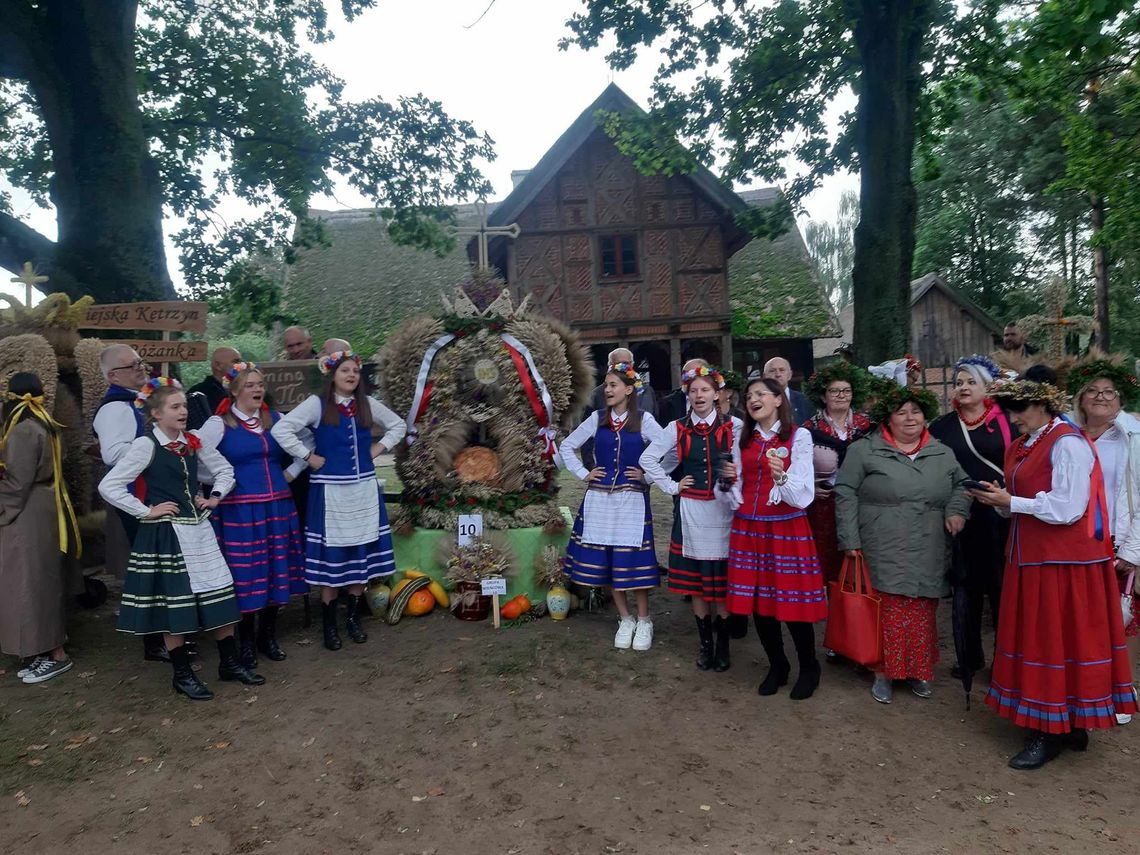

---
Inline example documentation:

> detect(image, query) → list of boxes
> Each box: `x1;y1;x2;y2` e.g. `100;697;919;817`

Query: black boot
1065;728;1089;752
144;633;171;663
788;621;821;701
322;600;342;651
217;635;266;685
344;594;368;644
170;644;213;701
257;606;287;661
755;615;790;695
1008;731;1062;770
694;615;715;671
712;615;731;672
237;612;258;669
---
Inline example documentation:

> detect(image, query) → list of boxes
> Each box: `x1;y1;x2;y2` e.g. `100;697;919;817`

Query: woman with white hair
929;354;1016;677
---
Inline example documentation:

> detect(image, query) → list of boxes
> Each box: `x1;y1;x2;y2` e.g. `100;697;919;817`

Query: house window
599;234;639;279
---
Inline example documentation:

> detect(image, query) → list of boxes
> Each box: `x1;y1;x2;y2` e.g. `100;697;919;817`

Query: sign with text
105;339;208;363
82;301;208;334
257;360;378;412
480;576;507;597
457;513;484;547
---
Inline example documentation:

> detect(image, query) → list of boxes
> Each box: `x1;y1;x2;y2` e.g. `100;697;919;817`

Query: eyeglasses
1085;389;1119;401
110;360;146;372
826;388;853;397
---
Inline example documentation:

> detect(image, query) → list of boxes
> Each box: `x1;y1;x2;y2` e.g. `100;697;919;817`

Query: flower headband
318;350;360;376
607;361;643;390
987;379;1071;415
134;376;182;409
869;384;941;425
1067;356;1140;410
953;353;1002;381
222;360;260;389
681;365;726;390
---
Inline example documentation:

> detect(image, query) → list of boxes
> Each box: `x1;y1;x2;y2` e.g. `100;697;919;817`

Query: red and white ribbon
405;332;456;445
501;332;557;458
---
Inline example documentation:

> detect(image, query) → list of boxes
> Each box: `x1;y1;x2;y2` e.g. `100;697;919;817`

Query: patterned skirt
304;482;395;587
878;593;939;681
726;509;827;623
212;495;308;612
986;558;1138;733
667;513;727;602
564;493;659;590
806;494;843;585
118;521;240;636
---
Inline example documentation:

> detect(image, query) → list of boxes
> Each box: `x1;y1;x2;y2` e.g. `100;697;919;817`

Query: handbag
1123;571;1135;628
823;552;882;667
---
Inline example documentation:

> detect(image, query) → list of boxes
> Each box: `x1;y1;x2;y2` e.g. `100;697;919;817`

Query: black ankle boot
257;606;287;661
1008;731;1062;770
217;635;266;685
712;615;731;672
345;595;367;644
322;600;342;651
694;615;714;671
170;644;213;701
790;661;821;700
238;612;258;669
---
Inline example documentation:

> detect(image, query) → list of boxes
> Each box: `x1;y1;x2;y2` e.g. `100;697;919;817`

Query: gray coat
835;431;971;599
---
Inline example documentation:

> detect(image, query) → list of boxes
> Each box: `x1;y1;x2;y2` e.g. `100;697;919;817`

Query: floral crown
134;376;182;409
222;360;259;389
987;379;1071;415
681;365;726;390
1067;355;1140;410
607;361;643;390
318;350;360;376
953;353;1002;382
869;384;941;425
805;361;871;407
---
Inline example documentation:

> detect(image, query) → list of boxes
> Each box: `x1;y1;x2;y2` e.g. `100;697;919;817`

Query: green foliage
179;330;276;388
804;189;858;309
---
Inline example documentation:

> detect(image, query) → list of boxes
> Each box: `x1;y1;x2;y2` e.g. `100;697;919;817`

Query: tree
805;189;858;310
0;1;494;313
562;0;996;362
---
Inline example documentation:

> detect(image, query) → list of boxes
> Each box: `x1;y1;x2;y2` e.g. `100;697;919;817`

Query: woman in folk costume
197;362;308;668
725;377;827;700
972;378;1138;769
928;354;1016;678
99;379;263;700
271;350;405;651
560;362;665;651
1;373;82;684
641;364;739;671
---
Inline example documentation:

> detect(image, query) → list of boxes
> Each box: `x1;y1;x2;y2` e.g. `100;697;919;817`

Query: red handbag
823;552;882;667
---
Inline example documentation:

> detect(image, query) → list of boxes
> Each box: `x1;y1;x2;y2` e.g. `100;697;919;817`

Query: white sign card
480;576;507;597
457;513;484;546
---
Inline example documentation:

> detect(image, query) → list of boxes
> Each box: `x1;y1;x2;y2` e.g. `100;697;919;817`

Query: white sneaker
22;658;72;684
17;656;46;679
632;618;653;651
614;616;636;649
1117;713;1133;725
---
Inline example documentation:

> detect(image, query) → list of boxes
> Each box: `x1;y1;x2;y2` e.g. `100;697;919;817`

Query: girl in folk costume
99;380;264;700
973;379;1138;769
1;373;82;684
271;351;406;651
641;365;739;671
197;363;308;668
726;377;827;700
560;362;665;651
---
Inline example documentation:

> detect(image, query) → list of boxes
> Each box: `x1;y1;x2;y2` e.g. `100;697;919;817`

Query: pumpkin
500;599;523;620
514;594;531;612
405;589;436;616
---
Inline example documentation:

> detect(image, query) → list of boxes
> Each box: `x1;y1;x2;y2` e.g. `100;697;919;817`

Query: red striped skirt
878;593;939;681
986;558;1138;733
726;509;827;623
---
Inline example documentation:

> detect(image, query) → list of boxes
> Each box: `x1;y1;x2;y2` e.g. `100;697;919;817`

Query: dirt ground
2;476;1138;855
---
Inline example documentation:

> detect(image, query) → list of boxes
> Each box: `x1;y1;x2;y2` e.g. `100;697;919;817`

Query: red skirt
726;509;827;623
878;593;939;680
986;558;1139;734
807;494;843;584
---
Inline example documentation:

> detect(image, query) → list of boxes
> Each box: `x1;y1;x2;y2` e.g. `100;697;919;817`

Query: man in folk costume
92;344;187;665
972;378;1138;769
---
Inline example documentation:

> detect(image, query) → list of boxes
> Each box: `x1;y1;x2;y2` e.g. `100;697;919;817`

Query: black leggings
754;615;817;667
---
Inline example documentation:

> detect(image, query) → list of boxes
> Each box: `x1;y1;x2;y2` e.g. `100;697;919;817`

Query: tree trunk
1089;194;1110;352
0;0;173;302
848;0;932;364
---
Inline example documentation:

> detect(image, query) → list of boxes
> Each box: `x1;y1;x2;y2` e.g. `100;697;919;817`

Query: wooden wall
911;289;999;366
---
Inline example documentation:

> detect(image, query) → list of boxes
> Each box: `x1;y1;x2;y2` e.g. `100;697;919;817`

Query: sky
0;0;858;304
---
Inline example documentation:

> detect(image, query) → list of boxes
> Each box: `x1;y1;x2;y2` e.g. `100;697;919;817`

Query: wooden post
491;594;501;629
670;333;682;388
160;330;171;376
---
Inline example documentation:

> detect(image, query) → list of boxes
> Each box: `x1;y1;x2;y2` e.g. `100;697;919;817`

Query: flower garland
133;376;182;409
607;361;643;390
868;384;940;424
1067;355;1140;410
222;360;259;389
681;364;726;390
988;379;1071;415
317;350;360;376
804;361;872;408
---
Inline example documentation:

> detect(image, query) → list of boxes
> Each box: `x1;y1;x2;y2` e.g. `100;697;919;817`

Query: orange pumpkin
405;589;436;616
500;599;523;620
514;594;531;612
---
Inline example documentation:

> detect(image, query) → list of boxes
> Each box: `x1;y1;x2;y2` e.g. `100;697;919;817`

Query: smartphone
958;478;988;491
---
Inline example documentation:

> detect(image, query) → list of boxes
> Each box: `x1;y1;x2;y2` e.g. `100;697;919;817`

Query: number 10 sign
457;514;483;546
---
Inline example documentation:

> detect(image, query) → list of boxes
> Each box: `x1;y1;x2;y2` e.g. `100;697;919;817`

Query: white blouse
271;394;406;462
559;410;665;481
1004;418;1094;525
99;427;236;519
639;411;742;496
196;408;308;481
724;421;816;510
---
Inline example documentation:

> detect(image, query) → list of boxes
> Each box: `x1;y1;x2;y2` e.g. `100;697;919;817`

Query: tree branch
0;211;83;298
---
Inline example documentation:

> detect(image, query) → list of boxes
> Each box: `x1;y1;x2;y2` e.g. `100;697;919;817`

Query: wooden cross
1017;276;1096;359
9;261;48;307
456;200;520;271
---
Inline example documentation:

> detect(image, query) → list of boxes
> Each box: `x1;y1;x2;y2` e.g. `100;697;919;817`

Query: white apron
322;480;381;547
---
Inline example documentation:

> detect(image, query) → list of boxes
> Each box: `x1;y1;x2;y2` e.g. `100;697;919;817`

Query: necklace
953;398;990;428
1014;419;1058;460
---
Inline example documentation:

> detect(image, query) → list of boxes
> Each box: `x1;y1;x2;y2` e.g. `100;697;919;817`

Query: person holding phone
929;354;1017;679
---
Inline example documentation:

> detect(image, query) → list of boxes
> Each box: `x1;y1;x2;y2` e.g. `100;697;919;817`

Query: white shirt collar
754;420;782;439
608;409;629;424
335;394;353;405
153;426;186;445
690;409;717;427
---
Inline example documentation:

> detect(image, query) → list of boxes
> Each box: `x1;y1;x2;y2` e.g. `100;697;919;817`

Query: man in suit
187;346;241;428
763;356;813;425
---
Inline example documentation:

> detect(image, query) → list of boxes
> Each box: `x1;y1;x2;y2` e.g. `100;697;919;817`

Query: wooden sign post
80;300;209;374
481;576;507;629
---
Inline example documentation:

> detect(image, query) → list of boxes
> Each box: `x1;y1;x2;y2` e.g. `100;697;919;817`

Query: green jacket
835;432;972;598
